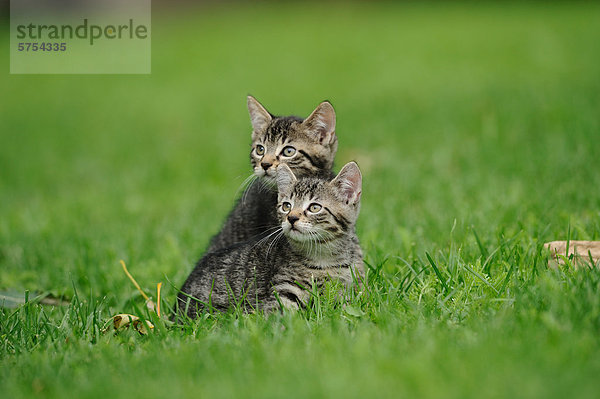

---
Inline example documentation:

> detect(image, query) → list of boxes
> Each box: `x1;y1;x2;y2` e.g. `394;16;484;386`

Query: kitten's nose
261;162;272;171
287;215;299;226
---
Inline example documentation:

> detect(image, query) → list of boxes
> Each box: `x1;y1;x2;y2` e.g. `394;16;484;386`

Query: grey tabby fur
177;162;364;317
206;96;338;253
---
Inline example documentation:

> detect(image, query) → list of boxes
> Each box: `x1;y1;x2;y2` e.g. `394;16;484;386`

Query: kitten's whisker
257;182;270;195
241;175;259;206
265;231;284;260
307;230;318;258
246;225;283;242
311;226;336;242
311;230;324;259
250;227;283;252
258;227;282;245
234;173;257;201
248;223;283;232
264;230;283;261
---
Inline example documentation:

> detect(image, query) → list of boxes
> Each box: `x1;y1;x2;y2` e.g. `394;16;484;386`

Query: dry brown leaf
110;314;154;335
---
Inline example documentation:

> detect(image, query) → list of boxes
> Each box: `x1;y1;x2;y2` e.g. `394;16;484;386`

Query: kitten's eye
281;146;296;157
281;202;291;212
256;145;265;156
308;203;322;213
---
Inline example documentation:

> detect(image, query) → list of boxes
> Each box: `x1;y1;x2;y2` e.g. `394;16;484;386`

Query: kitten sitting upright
206;97;338;253
177;162;364;317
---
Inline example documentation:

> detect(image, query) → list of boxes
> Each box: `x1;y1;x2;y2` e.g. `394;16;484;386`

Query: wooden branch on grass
545;241;600;268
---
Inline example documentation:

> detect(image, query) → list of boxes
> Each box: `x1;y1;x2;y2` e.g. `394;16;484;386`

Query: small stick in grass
157;282;162;318
545;241;600;268
120;260;151;301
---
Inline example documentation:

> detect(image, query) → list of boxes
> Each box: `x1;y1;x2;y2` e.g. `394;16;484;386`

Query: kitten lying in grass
177;162;364;317
206;96;338;253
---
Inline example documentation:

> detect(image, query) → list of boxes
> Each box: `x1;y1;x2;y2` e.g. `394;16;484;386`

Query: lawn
1;2;600;398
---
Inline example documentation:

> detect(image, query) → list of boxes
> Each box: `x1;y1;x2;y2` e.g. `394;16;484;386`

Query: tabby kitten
177;162;364;317
206;96;338;253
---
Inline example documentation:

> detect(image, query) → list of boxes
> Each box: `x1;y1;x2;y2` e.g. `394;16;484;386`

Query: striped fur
176;163;364;317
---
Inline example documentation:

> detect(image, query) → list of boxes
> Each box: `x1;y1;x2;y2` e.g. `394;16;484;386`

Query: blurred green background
1;2;600;398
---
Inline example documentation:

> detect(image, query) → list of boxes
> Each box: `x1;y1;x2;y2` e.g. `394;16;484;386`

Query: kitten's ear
276;164;297;194
302;101;336;145
331;162;362;204
247;96;272;137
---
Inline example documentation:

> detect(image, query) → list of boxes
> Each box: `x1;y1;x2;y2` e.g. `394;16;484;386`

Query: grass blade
426;252;448;292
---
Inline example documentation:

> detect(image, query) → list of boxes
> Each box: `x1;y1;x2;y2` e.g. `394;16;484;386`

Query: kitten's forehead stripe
291;179;323;199
265;116;303;142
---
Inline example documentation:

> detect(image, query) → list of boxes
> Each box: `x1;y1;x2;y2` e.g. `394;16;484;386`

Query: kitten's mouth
284;225;334;244
284;225;313;242
286;229;304;240
254;168;277;183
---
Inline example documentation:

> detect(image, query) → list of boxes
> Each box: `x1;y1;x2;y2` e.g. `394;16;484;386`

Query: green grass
1;2;600;398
